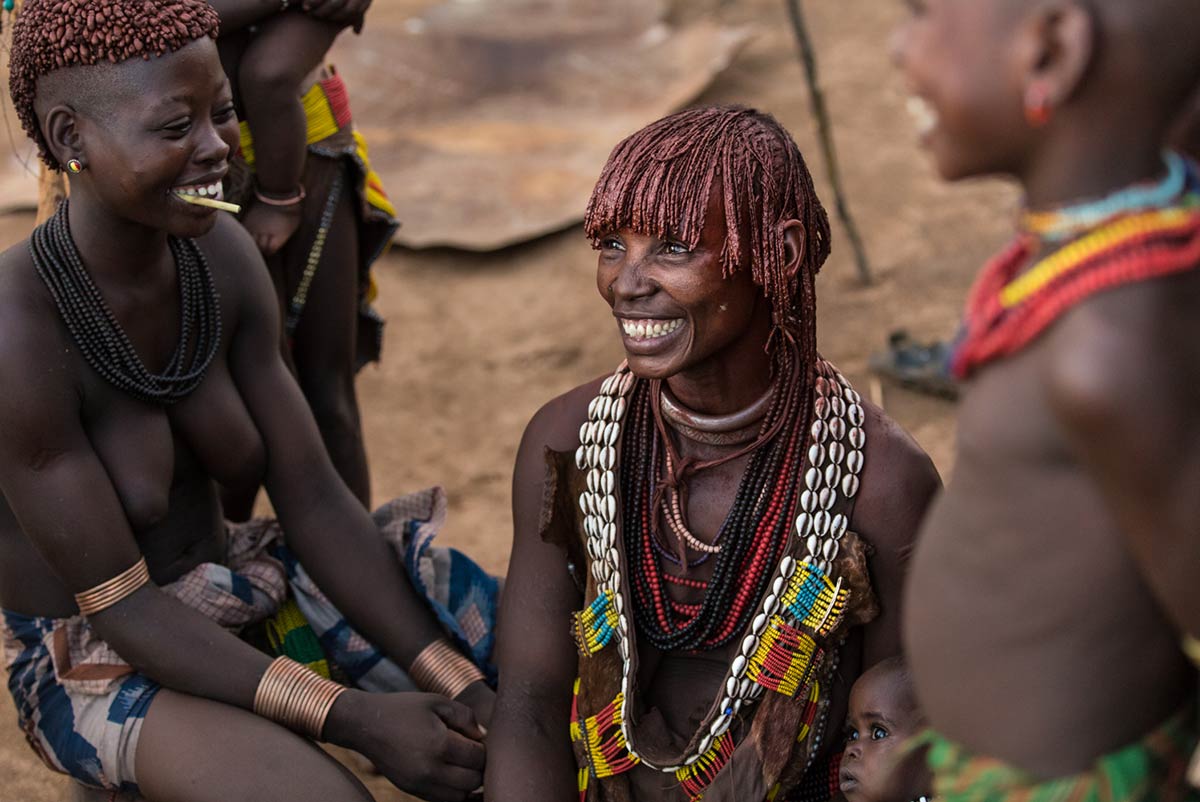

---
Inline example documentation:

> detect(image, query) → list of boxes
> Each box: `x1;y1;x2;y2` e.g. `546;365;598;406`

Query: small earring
66;158;84;174
1024;83;1052;128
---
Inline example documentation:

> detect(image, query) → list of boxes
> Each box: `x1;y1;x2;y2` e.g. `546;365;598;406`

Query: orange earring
1024;83;1052;128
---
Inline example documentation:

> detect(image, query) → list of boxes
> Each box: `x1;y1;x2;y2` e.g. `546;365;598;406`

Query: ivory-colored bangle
409;639;485;699
74;558;150;616
1183;634;1200;668
253;657;345;740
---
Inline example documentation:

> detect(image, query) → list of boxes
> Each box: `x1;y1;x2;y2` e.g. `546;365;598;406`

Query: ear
780;219;807;282
41;104;85;171
1020;2;1096;111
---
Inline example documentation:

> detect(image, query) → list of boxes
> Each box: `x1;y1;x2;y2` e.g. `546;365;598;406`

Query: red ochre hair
8;0;220;170
584;105;832;347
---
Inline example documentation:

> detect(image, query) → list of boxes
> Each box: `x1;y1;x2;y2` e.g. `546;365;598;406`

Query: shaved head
8;0;220;169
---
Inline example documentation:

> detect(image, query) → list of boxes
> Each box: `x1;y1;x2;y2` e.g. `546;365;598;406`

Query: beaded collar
951;186;1200;379
573;358;866;784
1021;151;1188;243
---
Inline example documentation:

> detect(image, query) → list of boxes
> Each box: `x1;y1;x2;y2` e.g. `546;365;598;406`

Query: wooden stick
176;194;242;214
784;0;873;284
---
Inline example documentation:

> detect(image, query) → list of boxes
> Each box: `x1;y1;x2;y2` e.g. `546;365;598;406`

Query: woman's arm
486;392;593;802
852;405;942;665
0;317;273;707
212;215;494;713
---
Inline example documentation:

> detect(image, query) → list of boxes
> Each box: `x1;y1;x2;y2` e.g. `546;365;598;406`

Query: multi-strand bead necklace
952;153;1200;378
573;354;866;788
29;200;222;404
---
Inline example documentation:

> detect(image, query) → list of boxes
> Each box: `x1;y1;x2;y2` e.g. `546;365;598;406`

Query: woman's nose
194;120;231;165
609;255;654;300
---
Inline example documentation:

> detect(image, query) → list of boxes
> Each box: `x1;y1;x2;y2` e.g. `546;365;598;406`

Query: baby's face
839;669;926;802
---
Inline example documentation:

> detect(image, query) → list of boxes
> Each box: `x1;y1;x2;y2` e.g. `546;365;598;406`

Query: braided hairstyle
584;105;832;369
8;0;220;170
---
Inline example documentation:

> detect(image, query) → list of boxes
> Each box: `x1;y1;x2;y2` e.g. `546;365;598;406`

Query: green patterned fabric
262;597;333;680
918;706;1199;802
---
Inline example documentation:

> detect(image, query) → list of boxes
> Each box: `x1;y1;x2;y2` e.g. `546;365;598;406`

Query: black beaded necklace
30;201;222;405
622;346;811;652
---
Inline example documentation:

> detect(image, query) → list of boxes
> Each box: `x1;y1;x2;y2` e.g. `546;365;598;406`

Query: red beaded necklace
952;200;1200;379
623;344;811;652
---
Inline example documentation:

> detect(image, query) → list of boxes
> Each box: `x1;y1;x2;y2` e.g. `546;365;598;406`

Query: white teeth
621;318;683;341
172;181;225;201
906;96;938;137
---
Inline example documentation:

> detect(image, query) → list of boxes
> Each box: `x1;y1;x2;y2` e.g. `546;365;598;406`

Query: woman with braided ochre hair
486;106;941;802
0;2;494;801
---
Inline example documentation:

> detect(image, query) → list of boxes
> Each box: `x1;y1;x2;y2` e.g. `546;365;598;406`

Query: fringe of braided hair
584;105;832;371
8;0;220;170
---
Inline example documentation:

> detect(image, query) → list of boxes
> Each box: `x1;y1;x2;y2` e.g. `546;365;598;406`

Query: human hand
326;690;485;802
454;680;496;731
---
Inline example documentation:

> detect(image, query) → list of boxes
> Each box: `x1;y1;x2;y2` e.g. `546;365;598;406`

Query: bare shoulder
517;376;608;459
1039;277;1200;437
195;212;273;301
0;240;74;382
853;400;941;548
511;376;608;521
0;240;80;433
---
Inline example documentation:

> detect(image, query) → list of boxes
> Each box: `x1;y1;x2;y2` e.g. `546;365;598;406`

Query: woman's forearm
274;488;444;668
91;584;273;709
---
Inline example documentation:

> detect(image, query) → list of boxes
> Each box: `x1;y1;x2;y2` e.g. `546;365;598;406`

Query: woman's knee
134;690;373;802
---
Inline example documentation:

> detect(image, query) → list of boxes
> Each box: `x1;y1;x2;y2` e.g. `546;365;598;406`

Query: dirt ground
0;1;1020;800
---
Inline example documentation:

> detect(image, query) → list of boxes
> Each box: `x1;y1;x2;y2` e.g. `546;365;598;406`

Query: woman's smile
617;316;686;349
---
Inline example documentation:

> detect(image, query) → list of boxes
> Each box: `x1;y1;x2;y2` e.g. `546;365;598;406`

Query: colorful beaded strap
1022;151;1189;243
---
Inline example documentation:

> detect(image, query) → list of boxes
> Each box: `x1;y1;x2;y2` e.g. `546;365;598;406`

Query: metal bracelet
74;558;150;616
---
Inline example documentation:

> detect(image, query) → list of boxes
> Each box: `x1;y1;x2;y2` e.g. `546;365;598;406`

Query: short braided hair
584;106;831;366
8;0;220;170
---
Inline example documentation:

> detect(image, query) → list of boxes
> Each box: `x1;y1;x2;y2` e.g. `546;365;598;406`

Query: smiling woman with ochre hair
487;105;942;802
0;2;492;801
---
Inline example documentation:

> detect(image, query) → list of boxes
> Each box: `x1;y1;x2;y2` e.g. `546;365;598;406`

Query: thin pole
784;0;873;284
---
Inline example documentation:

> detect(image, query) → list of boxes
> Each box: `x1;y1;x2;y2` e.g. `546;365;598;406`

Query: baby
839;657;932;802
226;5;354;255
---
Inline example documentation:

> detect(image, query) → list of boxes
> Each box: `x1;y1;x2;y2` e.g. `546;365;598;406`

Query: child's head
891;0;1200;185
839;657;929;802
